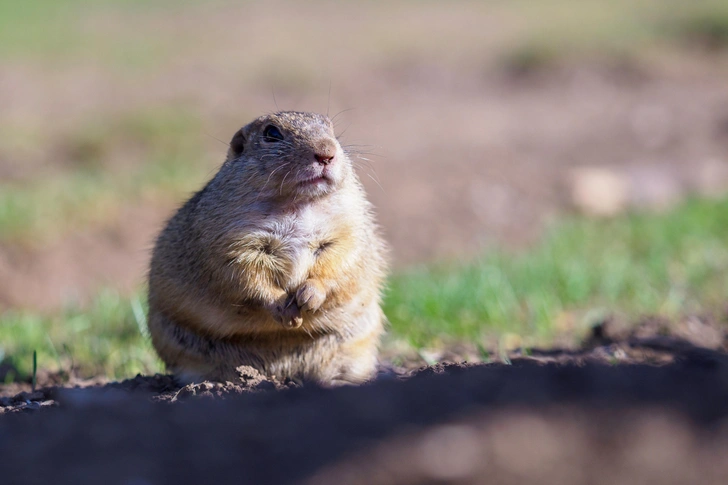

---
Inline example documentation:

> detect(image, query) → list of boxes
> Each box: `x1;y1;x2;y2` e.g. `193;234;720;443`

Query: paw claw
296;280;325;313
272;294;302;328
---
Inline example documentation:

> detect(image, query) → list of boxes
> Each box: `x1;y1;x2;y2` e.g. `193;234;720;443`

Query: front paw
296;279;326;313
272;294;303;329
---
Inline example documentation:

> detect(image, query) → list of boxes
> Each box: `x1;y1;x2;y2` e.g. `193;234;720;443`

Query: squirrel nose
314;141;336;166
315;153;334;165
313;138;336;166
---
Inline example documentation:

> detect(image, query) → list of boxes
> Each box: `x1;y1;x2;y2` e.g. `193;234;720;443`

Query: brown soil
2;349;728;484
3;323;728;484
0;204;168;311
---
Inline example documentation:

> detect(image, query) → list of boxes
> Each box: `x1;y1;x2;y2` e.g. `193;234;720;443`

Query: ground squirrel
147;111;388;385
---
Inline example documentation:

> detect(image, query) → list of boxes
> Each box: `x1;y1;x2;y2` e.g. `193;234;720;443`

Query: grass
0;108;212;243
660;1;728;51
496;0;728;74
0;0;185;63
0;290;163;380
2;197;727;381
3;1;728;65
386;197;728;348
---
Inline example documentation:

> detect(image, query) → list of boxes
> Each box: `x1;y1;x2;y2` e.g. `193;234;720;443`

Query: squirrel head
224;111;352;203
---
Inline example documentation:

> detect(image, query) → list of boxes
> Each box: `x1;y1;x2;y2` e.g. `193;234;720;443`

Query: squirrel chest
227;204;354;292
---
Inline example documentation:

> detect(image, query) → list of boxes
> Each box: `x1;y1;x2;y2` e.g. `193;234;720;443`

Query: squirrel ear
227;127;246;160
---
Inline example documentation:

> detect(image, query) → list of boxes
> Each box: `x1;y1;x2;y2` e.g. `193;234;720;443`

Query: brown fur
147;111;388;385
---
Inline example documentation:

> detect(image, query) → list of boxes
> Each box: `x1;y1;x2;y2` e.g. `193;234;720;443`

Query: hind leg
148;311;274;383
147;311;218;381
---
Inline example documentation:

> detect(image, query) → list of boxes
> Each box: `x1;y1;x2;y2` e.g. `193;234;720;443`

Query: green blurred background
1;0;728;380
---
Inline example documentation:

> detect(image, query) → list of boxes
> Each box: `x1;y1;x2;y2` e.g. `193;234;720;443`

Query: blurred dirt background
2;0;728;311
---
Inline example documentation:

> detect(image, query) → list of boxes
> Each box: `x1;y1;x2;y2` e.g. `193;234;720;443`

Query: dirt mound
3;339;728;484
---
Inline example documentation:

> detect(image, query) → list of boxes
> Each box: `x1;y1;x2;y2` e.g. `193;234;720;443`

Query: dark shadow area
3;348;728;484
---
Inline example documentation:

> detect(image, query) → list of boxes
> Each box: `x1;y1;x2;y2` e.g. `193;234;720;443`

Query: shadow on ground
3;329;728;484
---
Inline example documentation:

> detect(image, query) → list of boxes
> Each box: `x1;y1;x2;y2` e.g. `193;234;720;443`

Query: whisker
336;123;351;139
343;145;384;157
349;157;383;192
352;161;377;175
280;169;293;196
331;107;356;123
260;162;290;193
352;155;379;171
364;172;385;193
204;132;230;147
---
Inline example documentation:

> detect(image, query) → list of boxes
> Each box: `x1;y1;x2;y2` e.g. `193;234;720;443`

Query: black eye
263;125;284;142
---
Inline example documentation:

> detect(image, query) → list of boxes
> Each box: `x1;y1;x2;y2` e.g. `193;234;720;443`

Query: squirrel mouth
298;175;329;186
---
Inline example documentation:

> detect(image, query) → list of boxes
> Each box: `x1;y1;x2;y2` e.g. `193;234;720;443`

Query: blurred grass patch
0;0;181;63
4;0;728;68
0;108;212;243
0;290;163;380
498;42;563;78
495;0;728;74
385;197;728;348
0;0;87;58
657;1;728;51
3;197;728;381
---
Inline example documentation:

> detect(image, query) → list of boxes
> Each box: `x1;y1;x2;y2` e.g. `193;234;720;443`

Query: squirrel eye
263;125;284;142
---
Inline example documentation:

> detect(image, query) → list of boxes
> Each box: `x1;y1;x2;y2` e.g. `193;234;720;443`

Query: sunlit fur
147;111;388;385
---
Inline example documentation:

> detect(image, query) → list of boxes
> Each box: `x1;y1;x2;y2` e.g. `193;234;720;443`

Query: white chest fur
264;204;330;289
